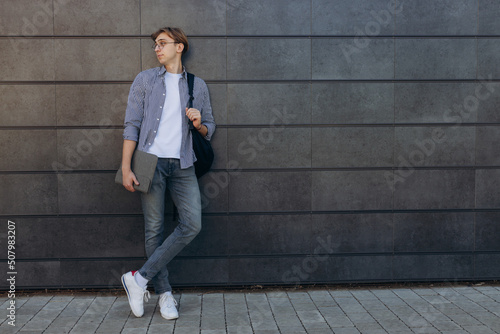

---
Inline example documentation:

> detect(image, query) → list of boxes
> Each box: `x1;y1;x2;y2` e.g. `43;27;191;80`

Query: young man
120;27;215;320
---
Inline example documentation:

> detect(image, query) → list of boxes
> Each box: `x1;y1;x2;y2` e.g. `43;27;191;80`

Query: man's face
153;32;183;65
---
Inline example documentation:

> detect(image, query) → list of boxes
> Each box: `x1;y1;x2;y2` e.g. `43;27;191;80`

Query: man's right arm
122;72;146;192
122;139;139;192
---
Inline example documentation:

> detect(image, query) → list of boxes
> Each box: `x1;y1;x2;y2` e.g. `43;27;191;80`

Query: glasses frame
152;41;178;50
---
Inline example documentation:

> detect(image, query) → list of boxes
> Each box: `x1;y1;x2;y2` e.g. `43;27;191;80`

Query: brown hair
151;27;189;55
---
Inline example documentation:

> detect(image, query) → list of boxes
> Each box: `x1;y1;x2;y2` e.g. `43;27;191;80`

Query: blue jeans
138;158;201;294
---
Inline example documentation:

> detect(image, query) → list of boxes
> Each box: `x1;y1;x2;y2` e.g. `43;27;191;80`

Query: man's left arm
186;80;216;140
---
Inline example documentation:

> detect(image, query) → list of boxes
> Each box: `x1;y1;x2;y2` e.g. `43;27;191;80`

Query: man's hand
122;168;139;192
186;107;202;129
186;107;208;136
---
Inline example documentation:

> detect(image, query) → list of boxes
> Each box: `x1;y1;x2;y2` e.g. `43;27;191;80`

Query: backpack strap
187;72;195;108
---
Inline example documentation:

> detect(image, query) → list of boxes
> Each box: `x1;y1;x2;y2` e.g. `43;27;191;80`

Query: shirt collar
158;66;187;79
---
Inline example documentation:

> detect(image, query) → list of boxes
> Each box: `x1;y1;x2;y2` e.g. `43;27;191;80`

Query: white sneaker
121;271;150;317
159;292;179;320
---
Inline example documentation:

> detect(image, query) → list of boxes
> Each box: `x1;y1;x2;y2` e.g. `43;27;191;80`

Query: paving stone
3;284;499;333
59;298;94;317
227;325;253;334
277;327;308;334
172;327;201;334
253;330;280;334
351;290;377;300
409;327;440;334
307;329;334;334
332;327;361;334
329;290;353;298
174;314;200;328
44;316;80;334
201;315;226;330
121;328;147;334
226;313;251;327
146;324;174;334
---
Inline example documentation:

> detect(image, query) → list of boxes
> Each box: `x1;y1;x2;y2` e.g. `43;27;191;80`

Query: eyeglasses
152;41;178;50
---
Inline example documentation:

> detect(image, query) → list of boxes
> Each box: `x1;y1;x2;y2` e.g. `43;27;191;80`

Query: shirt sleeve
123;72;146;142
199;80;216;141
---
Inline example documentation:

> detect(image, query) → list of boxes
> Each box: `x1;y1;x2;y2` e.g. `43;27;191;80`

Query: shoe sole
121;274;143;318
161;312;179;320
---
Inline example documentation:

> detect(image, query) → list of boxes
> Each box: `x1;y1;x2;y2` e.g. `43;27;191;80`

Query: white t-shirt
148;72;183;158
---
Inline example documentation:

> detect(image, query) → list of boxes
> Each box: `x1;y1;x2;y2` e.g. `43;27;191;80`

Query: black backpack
187;72;214;178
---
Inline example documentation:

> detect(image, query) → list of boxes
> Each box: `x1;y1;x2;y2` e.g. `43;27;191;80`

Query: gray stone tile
208;127;227;171
313;38;394;80
478;39;500;79
228;128;311;168
12;216;143;259
0;0;54;35
228;83;310;125
56;129;122;170
54;39;141;81
228;39;311;80
57;173;142;214
182;38;227;81
227;214;312;255
393;254;473;280
393;212;474;253
198;172;229;213
0;39;55;81
312;170;393;211
394;170;475;210
0;129;57;171
476;169;500;209
313;127;393;168
56;84;129;126
479;0;500;35
476;126;500;166
54;0;140;35
312;214;393;254
312;0;395;35
228;0;310;35
0;174;58;214
395;39;476;80
394;126;475;167
395;82;478;124
327;256;392;281
396;0;476;35
312;82;394;125
141;0;226;36
229;171;311;212
477;82;500;123
0;85;56;126
168;258;229;286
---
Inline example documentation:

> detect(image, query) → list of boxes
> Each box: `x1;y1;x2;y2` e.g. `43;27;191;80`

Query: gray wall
1;0;500;289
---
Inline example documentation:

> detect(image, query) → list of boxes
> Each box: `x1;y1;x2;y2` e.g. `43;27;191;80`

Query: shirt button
154;131;157;133
148;143;151;145
157;118;160;120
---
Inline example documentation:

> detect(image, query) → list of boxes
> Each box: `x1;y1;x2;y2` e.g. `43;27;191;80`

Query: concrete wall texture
1;0;499;289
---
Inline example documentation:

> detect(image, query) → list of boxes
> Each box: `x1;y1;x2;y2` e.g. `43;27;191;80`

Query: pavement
0;283;499;334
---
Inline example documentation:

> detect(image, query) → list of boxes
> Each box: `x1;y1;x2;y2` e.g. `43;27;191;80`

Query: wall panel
0;0;499;289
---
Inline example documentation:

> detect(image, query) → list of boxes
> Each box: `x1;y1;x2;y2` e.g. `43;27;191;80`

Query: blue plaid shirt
123;66;216;169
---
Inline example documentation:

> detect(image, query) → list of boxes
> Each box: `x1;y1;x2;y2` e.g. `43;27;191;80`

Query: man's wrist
196;124;203;131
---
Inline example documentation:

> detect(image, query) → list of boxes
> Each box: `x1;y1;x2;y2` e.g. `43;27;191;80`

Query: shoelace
143;289;151;303
160;294;177;308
